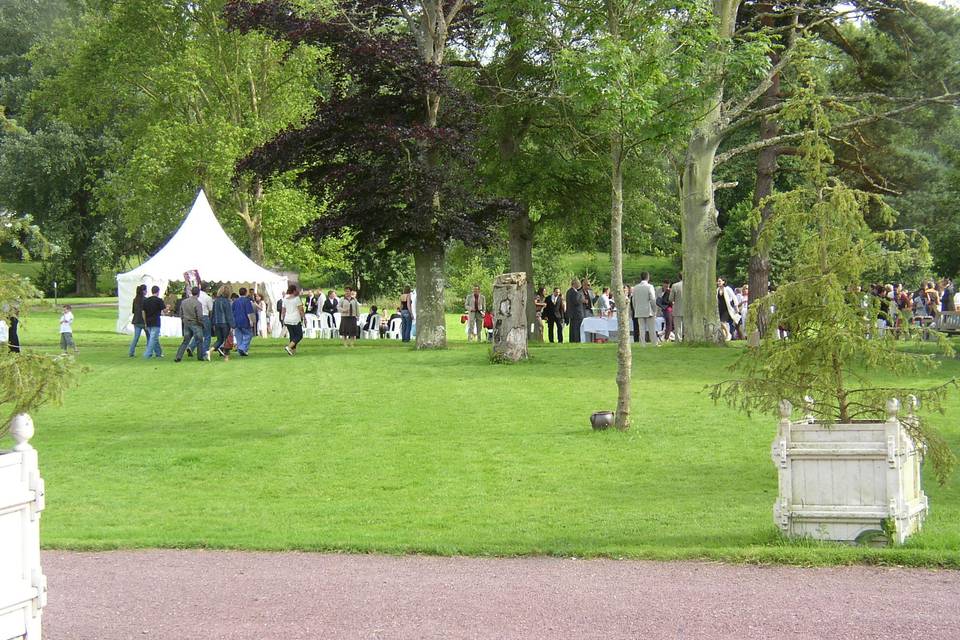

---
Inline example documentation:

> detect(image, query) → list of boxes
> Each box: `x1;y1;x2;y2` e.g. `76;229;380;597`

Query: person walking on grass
59;304;78;354
188;283;213;359
281;284;305;356
232;287;256;357
128;284;147;357
175;287;204;362
142;285;165;359
339;286;360;347
212;285;235;359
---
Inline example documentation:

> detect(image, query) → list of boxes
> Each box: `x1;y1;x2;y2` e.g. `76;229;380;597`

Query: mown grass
8;304;960;566
561;252;677;285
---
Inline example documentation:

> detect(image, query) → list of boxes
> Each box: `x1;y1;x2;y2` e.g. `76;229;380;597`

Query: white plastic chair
319;312;336;339
334;312;342;330
362;315;380;340
303;313;320;339
386;317;403;339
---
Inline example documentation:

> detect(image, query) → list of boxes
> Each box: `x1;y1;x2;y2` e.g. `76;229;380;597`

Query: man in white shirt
631;272;659;346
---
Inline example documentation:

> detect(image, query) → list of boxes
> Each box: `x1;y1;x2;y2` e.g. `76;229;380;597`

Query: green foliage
0;215;80;436
713;176;957;484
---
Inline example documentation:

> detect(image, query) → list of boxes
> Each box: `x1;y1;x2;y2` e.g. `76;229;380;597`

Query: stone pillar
492;272;528;362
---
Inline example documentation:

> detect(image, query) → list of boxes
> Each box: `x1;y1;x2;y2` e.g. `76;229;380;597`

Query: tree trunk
246;218;265;265
508;211;537;341
680;126;724;343
492;272;528;361
610;133;632;430
749;5;780;337
73;258;96;297
679;0;740;344
414;243;447;349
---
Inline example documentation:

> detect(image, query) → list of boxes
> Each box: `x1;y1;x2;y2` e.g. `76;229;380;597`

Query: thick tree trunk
610;134;632;430
492;272;528;361
680;127;724;343
73;258;96;297
679;0;740;344
508;212;537;341
748;6;780;337
414;243;447;349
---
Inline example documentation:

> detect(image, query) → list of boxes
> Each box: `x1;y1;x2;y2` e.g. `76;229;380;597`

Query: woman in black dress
8;313;20;353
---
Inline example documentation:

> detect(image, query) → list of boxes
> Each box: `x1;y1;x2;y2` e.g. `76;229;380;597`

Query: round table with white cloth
580;314;664;343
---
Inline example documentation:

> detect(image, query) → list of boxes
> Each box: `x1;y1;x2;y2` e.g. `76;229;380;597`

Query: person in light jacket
717;277;741;341
631;271;659;346
464;284;486;342
669;274;683;342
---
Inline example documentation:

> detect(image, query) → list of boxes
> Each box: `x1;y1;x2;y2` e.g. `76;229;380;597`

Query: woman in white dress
254;293;268;338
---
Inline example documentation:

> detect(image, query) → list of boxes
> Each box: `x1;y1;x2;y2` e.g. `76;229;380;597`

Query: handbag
224;332;236;350
460;314;468;324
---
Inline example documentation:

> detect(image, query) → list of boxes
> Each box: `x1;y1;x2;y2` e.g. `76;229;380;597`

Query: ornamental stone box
0;414;46;640
772;398;928;544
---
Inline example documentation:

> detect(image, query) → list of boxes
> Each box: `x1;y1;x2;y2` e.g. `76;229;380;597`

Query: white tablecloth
581;316;621;342
580;315;665;343
0;319;7;343
160;316;182;338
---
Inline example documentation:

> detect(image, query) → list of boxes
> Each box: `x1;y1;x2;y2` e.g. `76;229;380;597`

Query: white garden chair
362;315;380;340
386;317;403;339
319;312;337;339
303;313;320;339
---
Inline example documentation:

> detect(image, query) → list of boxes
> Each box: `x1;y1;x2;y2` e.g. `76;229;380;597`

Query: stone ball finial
906;395;919;415
778;399;793;419
9;413;35;451
886;398;901;419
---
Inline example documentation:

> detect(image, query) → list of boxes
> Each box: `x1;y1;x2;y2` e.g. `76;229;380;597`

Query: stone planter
772;398;927;544
0;414;46;639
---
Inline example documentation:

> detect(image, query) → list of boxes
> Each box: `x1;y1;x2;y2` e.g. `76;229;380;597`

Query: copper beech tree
226;0;508;349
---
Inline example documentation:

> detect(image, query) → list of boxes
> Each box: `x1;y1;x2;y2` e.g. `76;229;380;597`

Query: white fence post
1;414;46;640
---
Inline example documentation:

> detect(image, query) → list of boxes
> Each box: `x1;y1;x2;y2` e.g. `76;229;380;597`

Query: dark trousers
546;316;564;343
213;323;231;352
632;317;640;343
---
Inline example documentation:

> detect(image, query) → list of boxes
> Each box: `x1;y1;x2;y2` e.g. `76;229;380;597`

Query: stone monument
492;272;528;362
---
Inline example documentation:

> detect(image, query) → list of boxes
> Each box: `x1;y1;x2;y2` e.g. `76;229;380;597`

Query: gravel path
42;551;959;639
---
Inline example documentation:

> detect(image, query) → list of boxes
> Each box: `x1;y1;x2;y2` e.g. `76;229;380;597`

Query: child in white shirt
59;305;78;353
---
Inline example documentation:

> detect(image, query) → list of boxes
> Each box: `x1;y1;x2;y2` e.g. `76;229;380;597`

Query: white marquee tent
116;190;288;333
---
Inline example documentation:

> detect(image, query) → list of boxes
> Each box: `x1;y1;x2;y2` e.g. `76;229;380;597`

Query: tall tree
226;0;503;349
555;0;710;428
37;0;322;265
679;0;960;342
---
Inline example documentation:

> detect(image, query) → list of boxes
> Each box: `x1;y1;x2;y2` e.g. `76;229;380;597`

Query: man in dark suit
542;286;565;343
565;278;584;343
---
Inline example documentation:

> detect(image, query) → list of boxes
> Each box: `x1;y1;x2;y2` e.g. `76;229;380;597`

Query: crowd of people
863;277;957;331
533;272;742;345
126;281;415;360
10;273;950;360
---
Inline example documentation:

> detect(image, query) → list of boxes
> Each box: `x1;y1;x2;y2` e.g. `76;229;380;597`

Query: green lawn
10;304;960;566
561;252;679;289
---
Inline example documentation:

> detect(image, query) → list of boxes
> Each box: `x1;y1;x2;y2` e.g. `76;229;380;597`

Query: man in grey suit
632;271;659;346
669;273;683;342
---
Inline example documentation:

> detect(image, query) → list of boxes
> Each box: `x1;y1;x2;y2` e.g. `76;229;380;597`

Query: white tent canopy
116;189;287;332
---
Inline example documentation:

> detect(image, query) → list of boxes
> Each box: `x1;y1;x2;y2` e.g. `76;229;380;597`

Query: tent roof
117;190;283;284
